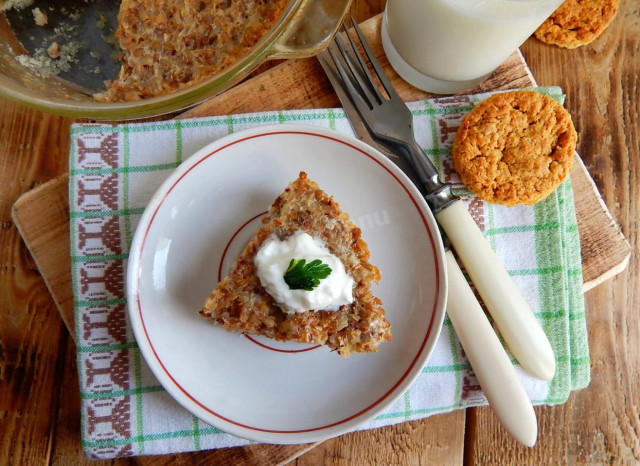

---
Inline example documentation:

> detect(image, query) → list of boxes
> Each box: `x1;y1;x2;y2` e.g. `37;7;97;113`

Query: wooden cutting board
10;14;630;464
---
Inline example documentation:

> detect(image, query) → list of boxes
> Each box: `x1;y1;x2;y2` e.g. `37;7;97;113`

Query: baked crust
200;172;392;357
95;0;288;102
452;90;577;207
534;0;620;49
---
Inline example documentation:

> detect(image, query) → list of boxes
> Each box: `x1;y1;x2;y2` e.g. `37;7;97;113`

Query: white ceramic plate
127;124;447;444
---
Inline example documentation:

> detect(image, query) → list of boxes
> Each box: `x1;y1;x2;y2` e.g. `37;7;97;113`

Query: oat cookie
452;90;577;207
534;0;620;49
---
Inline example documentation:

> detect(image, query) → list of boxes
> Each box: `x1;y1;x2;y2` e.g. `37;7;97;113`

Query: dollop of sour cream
254;230;354;313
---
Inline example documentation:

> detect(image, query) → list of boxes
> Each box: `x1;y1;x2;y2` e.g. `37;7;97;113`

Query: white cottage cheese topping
254;230;354;313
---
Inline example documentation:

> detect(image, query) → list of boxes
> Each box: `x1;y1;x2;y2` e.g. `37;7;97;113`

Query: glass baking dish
0;0;352;120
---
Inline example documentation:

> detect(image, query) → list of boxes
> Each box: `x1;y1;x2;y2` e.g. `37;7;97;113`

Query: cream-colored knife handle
445;250;537;447
437;200;556;381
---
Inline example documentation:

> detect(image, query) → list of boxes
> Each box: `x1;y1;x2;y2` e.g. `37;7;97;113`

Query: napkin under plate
69;86;589;459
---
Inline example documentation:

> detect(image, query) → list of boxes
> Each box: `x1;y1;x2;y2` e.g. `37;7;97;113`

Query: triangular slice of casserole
200;172;391;357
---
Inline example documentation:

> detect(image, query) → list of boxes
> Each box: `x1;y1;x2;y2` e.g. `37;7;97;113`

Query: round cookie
452;90;577;207
534;0;620;49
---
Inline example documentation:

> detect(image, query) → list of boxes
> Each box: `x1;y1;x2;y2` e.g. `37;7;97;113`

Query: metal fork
318;18;556;384
318;19;455;213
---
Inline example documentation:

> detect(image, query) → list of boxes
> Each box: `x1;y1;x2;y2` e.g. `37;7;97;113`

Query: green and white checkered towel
69;86;589;459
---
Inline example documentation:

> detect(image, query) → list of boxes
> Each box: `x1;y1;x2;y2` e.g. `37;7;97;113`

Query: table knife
317;34;556;383
319;51;539;446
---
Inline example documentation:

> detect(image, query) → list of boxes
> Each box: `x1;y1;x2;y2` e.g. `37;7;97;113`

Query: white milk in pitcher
382;0;563;93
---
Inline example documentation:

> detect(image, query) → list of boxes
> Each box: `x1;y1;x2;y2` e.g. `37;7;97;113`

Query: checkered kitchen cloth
69;86;589;458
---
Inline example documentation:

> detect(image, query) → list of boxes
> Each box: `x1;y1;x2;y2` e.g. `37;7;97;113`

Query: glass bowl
0;0;352;120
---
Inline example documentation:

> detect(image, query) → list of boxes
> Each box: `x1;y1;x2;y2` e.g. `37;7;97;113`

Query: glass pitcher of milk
382;0;564;94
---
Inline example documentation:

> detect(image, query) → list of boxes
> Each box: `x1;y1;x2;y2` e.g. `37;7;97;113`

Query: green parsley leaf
283;258;332;291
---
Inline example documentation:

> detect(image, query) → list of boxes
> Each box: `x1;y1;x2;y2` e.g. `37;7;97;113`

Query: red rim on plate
132;128;444;439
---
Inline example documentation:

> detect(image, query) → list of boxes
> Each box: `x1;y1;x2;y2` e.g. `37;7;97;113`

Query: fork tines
327;17;398;110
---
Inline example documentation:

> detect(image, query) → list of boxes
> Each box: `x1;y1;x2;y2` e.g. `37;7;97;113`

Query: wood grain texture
1;0;638;464
179;16;534;119
180;14;630;292
571;157;631;291
10;14;629;344
11;176;74;337
294;411;466;466
0;102;71;465
467;0;640;462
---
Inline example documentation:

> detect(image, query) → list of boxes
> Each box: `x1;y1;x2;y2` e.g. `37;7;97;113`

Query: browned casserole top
95;0;288;102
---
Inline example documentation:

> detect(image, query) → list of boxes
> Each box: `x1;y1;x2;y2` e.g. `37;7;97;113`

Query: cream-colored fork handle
445;250;538;447
437;200;556;381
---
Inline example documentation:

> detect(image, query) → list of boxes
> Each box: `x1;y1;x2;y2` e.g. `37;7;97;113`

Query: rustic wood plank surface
9;12;629;344
1;1;638;465
177;14;632;293
8;17;629;465
465;0;640;462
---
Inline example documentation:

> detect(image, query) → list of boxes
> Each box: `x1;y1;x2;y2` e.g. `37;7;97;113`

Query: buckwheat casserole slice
200;172;392;357
96;0;289;102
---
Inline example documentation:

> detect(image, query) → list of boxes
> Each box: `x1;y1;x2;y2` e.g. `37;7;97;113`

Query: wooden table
1;1;638;464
